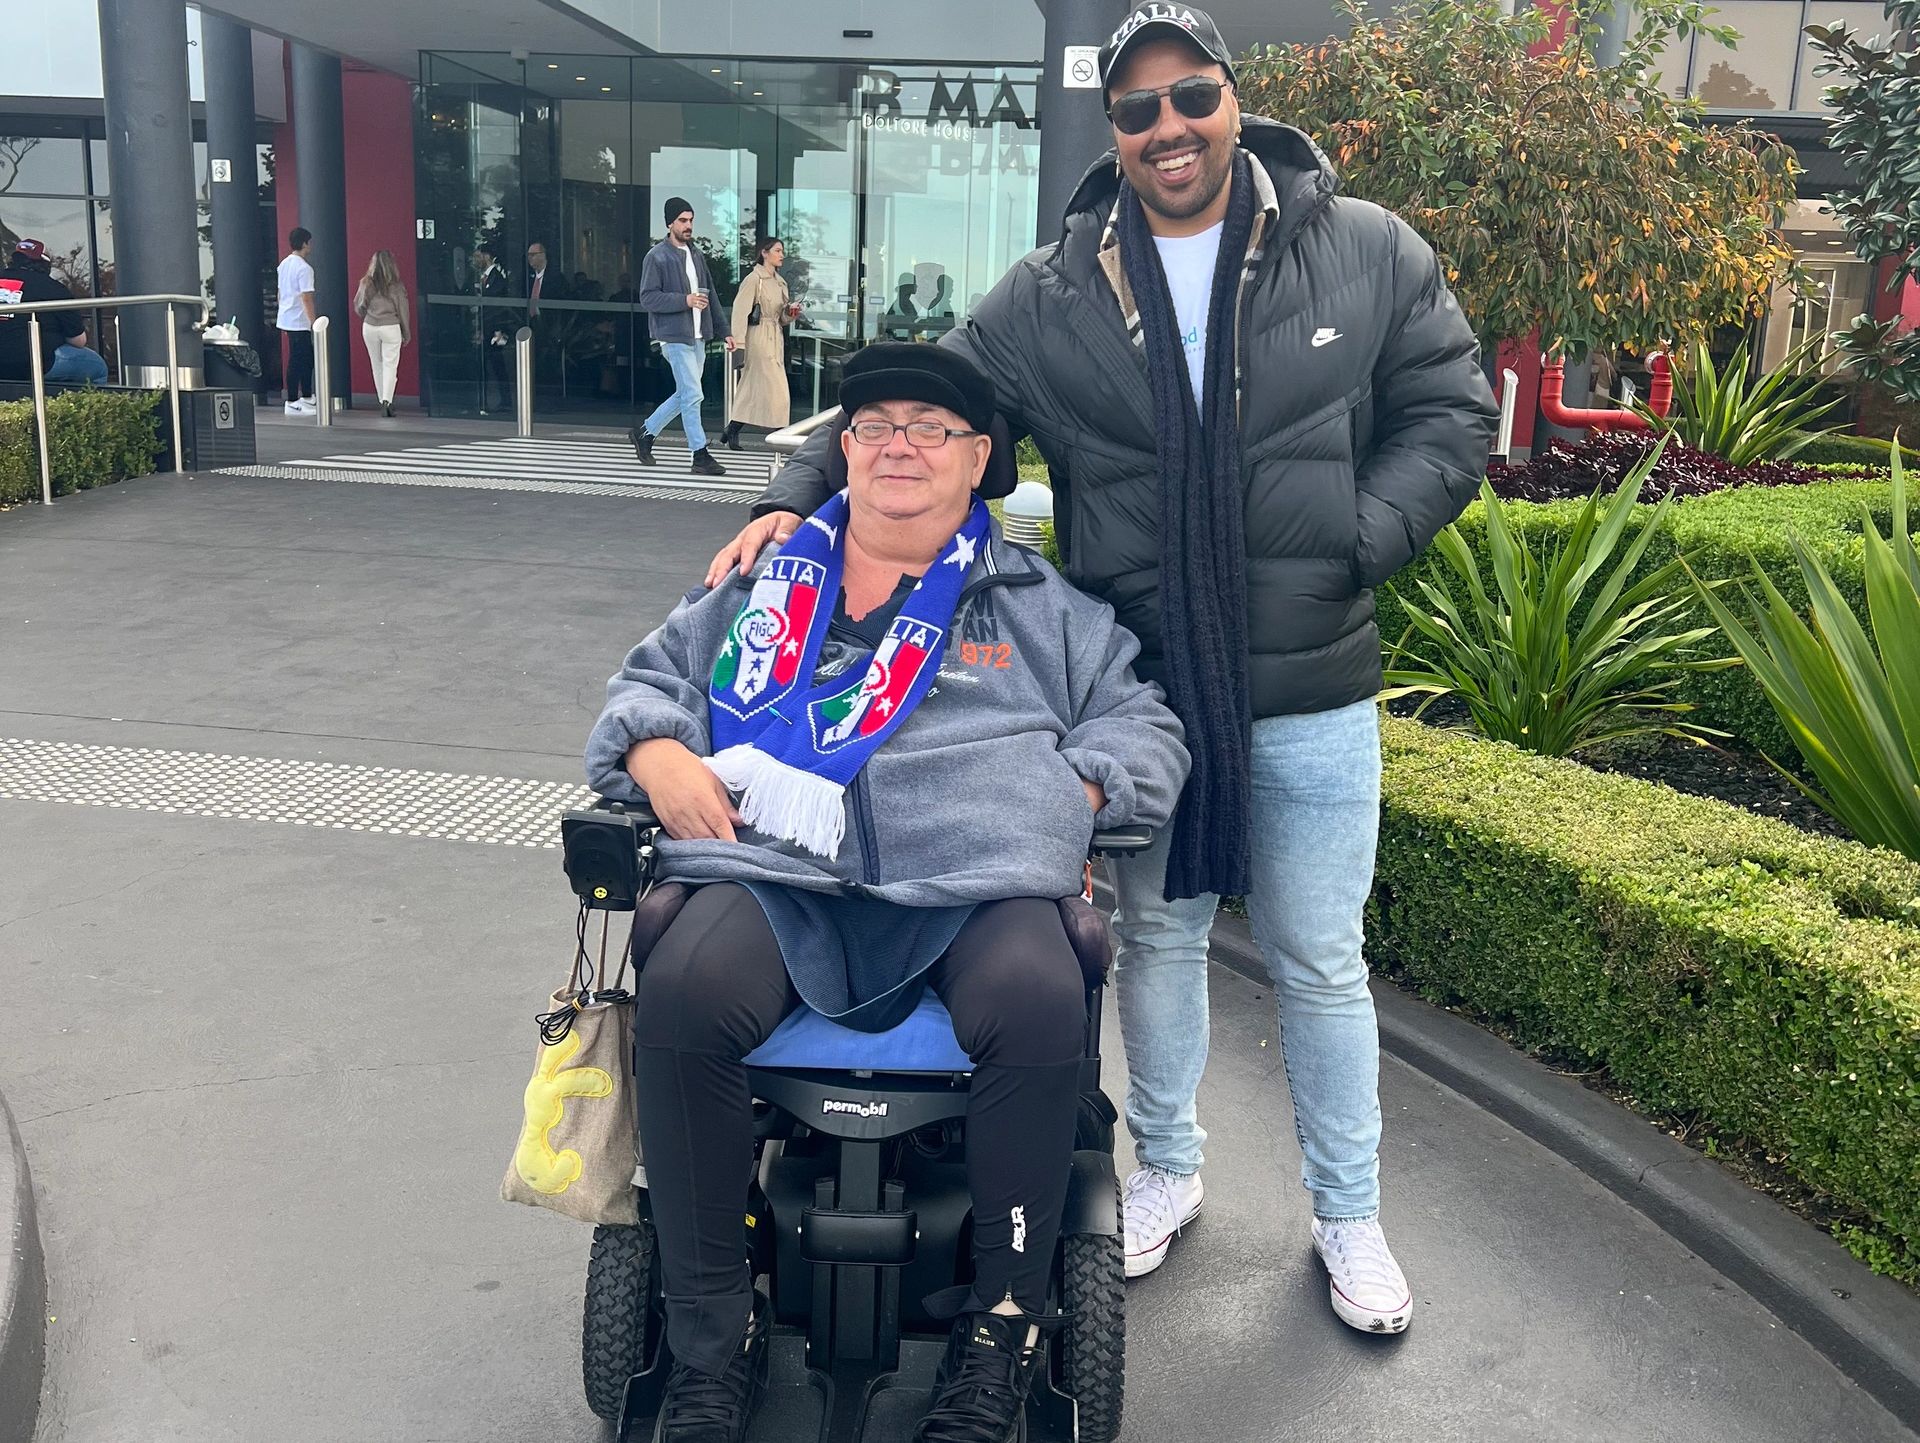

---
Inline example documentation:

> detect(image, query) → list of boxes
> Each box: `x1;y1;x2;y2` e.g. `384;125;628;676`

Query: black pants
283;329;313;400
633;884;1087;1376
482;338;511;412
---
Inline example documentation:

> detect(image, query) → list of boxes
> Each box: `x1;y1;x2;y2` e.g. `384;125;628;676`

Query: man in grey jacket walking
709;4;1498;1338
631;197;736;477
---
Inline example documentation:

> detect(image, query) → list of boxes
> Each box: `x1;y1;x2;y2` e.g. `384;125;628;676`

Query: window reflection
415;55;1043;424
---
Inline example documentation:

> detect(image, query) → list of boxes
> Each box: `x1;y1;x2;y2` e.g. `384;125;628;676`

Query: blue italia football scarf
706;491;990;858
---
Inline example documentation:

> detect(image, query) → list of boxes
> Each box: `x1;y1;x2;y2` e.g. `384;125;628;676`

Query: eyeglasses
1106;76;1229;136
849;419;982;448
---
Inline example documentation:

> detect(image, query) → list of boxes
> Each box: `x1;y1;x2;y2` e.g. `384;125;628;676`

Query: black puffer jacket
757;118;1499;718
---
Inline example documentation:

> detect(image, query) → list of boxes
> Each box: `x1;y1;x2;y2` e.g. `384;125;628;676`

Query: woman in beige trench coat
721;236;800;450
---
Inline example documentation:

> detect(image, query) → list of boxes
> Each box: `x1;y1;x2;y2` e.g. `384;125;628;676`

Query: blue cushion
743;991;972;1074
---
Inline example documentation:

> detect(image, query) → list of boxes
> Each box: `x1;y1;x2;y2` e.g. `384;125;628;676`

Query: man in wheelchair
584;343;1189;1443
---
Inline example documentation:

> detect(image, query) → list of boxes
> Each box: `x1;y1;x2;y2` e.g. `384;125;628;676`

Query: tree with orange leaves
1237;0;1802;362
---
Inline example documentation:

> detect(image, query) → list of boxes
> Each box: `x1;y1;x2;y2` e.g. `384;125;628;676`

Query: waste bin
203;340;263;395
155;389;257;471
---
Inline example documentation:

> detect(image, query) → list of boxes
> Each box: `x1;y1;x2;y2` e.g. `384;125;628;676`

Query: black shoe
630;426;655;465
913;1311;1056;1443
658;1293;770;1442
691;447;728;477
722;422;744;451
382;400;393;418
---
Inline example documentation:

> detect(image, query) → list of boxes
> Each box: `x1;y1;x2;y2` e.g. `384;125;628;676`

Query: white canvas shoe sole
1124;1186;1203;1279
1325;1275;1412;1334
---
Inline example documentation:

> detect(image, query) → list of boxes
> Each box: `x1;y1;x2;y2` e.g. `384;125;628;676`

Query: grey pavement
1;467;1913;1442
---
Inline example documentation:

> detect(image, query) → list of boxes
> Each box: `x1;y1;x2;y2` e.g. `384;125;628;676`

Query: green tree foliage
1238;0;1802;358
1806;0;1920;403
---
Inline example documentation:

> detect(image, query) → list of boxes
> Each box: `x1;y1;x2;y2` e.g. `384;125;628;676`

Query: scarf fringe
707;745;847;859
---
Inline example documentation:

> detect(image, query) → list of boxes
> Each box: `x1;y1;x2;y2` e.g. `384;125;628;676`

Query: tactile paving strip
0;737;594;848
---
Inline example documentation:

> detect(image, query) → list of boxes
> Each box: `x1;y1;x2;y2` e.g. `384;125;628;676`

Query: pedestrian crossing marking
219;434;775;502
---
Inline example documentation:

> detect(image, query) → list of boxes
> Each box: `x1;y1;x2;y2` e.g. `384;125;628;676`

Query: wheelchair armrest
589;795;660;829
1090;825;1153;857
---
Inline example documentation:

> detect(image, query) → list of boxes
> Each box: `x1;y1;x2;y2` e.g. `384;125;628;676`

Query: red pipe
1538;352;1671;432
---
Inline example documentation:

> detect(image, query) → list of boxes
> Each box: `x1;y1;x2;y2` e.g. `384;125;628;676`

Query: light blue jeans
642;341;708;451
1109;698;1383;1220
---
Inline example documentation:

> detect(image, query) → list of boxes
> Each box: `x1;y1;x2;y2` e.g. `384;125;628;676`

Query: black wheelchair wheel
1059;1227;1125;1443
583;1217;656;1421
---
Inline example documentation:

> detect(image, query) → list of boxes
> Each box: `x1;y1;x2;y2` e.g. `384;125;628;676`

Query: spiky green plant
1689;443;1920;858
1383;437;1733;757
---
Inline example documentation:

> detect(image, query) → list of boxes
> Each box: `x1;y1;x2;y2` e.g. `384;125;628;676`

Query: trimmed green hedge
1373;715;1920;1280
1788;431;1915;468
0;389;162;506
1376;477;1920;763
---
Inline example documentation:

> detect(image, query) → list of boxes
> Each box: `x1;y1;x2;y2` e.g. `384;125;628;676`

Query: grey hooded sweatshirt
585;528;1190;907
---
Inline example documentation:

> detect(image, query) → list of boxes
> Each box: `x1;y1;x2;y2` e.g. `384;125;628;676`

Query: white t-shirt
277;253;315;331
1151;222;1224;403
679;245;704;339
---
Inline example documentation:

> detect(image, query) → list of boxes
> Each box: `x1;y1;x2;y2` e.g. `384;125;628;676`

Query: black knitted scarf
1116;151;1256;902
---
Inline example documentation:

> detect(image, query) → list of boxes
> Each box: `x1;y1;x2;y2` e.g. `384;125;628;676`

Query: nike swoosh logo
1311;328;1342;347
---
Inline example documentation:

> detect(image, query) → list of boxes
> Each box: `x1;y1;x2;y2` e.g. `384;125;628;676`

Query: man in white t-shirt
276;227;317;416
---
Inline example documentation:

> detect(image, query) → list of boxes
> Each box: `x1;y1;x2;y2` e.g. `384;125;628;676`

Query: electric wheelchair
561;798;1148;1443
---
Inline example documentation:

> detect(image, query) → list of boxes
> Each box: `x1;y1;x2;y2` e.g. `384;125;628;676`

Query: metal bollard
28;314;52;506
313;314;332;427
515;326;533;437
165;301;184;475
1495;366;1519;462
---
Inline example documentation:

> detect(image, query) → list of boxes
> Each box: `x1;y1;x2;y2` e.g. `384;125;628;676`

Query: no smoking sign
1063;45;1101;89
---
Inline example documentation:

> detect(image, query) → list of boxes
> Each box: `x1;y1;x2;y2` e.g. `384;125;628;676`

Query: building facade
20;0;1919;427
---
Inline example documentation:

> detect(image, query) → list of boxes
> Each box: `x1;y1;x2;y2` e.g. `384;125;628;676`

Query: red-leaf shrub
1487;433;1821;502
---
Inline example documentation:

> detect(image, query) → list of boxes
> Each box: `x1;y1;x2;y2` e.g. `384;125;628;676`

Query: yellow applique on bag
514;1029;615;1195
501;909;640;1226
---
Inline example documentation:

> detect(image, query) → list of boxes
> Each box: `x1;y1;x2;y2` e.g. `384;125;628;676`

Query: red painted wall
1871;254;1920;333
1495;335;1543;454
271;55;420;401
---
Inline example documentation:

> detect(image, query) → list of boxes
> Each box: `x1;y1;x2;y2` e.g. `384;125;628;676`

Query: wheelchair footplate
618;1327;1082;1443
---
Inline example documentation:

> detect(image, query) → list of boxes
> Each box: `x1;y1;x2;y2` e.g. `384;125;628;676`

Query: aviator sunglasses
1106;76;1229;136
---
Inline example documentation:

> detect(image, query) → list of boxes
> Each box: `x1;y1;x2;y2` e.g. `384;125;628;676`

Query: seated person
45;330;108;385
585;343;1189;1443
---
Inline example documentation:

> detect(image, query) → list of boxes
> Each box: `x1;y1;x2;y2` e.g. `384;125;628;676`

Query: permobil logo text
822;1098;890;1119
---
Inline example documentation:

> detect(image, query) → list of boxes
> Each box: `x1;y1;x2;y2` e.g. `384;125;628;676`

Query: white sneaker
1123;1166;1204;1279
1311;1217;1412;1334
285;399;315;415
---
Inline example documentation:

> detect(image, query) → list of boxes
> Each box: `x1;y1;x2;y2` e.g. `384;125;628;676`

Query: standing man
472;242;512;416
524;239;569;394
276;228;317;416
0;239;84;383
707;6;1497;1335
631;197;735;477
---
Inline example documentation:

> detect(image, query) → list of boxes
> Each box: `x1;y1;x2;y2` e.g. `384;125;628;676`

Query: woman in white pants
353;250;410;417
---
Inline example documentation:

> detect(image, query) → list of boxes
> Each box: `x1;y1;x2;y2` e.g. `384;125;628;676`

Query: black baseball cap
838;343;995;436
1098;4;1236;92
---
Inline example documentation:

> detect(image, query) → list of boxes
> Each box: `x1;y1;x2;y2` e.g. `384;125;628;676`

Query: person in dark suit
524;240;573;398
473;243;512;414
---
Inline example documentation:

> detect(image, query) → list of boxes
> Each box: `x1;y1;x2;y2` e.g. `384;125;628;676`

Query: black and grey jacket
756;118;1500;718
636;239;732;346
585;529;1190;908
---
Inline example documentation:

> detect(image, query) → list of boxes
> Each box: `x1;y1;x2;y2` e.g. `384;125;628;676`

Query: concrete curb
1202;912;1920;1434
0;1090;44;1443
